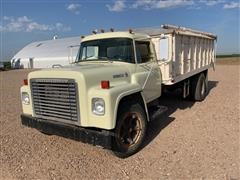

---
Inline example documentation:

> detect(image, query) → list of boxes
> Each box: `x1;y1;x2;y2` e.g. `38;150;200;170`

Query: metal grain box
136;25;217;85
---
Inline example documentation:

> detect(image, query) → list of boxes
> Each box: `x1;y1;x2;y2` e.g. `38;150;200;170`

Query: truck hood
28;61;135;87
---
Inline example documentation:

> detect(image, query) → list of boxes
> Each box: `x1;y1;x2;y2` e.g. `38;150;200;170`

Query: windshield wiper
98;56;114;62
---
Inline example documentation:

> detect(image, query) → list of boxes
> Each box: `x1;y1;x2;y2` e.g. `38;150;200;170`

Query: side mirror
68;44;81;64
159;38;169;60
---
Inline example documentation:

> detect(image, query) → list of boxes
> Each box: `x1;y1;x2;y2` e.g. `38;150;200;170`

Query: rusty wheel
113;102;147;158
117;112;143;148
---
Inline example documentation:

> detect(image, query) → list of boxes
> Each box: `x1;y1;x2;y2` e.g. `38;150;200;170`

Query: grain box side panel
174;34;183;77
168;34;215;85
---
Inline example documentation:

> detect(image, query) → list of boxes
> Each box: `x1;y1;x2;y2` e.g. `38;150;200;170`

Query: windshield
77;38;135;63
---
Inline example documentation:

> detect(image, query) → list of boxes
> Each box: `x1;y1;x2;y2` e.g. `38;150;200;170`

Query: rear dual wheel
191;72;208;101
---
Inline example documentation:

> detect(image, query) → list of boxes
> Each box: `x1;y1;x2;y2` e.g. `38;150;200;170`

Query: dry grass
216;57;240;65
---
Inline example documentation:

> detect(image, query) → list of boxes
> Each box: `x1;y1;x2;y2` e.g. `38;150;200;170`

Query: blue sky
0;0;239;61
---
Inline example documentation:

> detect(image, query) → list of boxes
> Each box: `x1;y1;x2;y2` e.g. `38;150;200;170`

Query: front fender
87;83;148;130
113;89;149;128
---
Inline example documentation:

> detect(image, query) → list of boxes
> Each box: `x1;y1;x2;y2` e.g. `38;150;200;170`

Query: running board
148;105;168;121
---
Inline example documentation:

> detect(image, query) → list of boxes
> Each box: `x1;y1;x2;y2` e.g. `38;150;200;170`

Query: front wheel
112;102;147;158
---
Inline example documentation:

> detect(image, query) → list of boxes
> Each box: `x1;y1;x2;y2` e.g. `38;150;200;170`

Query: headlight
22;92;30;105
92;98;105;115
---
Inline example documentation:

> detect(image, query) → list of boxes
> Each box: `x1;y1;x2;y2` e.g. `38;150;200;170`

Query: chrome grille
31;79;79;123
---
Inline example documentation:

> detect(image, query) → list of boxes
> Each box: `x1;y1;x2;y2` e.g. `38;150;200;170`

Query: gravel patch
0;65;239;179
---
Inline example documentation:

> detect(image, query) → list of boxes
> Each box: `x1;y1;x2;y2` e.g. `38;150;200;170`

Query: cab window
78;38;135;63
135;41;151;63
81;46;99;60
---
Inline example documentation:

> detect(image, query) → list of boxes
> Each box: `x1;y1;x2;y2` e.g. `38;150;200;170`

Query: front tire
112;102;147;158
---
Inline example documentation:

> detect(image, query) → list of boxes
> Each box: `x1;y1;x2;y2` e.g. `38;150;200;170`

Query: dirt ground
0;64;239;179
216;57;240;65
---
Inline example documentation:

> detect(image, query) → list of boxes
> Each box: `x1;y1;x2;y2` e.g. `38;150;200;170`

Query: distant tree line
4;62;12;69
216;54;240;58
0;62;12;70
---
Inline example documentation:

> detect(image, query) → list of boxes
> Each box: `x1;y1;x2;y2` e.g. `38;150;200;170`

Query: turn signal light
23;79;28;85
101;80;110;89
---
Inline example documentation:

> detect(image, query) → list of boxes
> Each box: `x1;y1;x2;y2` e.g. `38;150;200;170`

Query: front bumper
21;114;112;149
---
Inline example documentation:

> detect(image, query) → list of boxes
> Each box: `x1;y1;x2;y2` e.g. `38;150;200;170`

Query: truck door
135;41;162;103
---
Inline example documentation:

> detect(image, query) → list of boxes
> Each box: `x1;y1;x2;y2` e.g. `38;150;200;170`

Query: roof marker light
129;28;133;34
110;28;114;32
92;30;97;34
100;29;105;33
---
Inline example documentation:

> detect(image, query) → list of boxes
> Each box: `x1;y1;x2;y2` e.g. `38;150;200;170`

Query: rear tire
191;73;208;101
112;102;147;158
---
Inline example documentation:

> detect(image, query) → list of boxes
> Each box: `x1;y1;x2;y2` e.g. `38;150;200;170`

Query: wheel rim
117;112;142;148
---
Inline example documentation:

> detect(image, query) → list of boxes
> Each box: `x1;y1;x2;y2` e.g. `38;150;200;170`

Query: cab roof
81;31;150;42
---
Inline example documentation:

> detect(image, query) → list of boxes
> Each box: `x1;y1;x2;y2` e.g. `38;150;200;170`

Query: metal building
11;36;81;69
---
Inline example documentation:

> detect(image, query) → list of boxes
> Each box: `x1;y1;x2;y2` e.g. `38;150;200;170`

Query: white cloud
223;2;240;9
199;0;225;6
26;22;49;32
3;16;14;21
66;3;81;14
1;16;71;32
132;0;194;10
54;23;71;31
106;0;126;12
17;16;32;23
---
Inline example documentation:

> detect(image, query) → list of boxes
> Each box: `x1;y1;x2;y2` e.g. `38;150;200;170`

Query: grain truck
20;25;217;158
